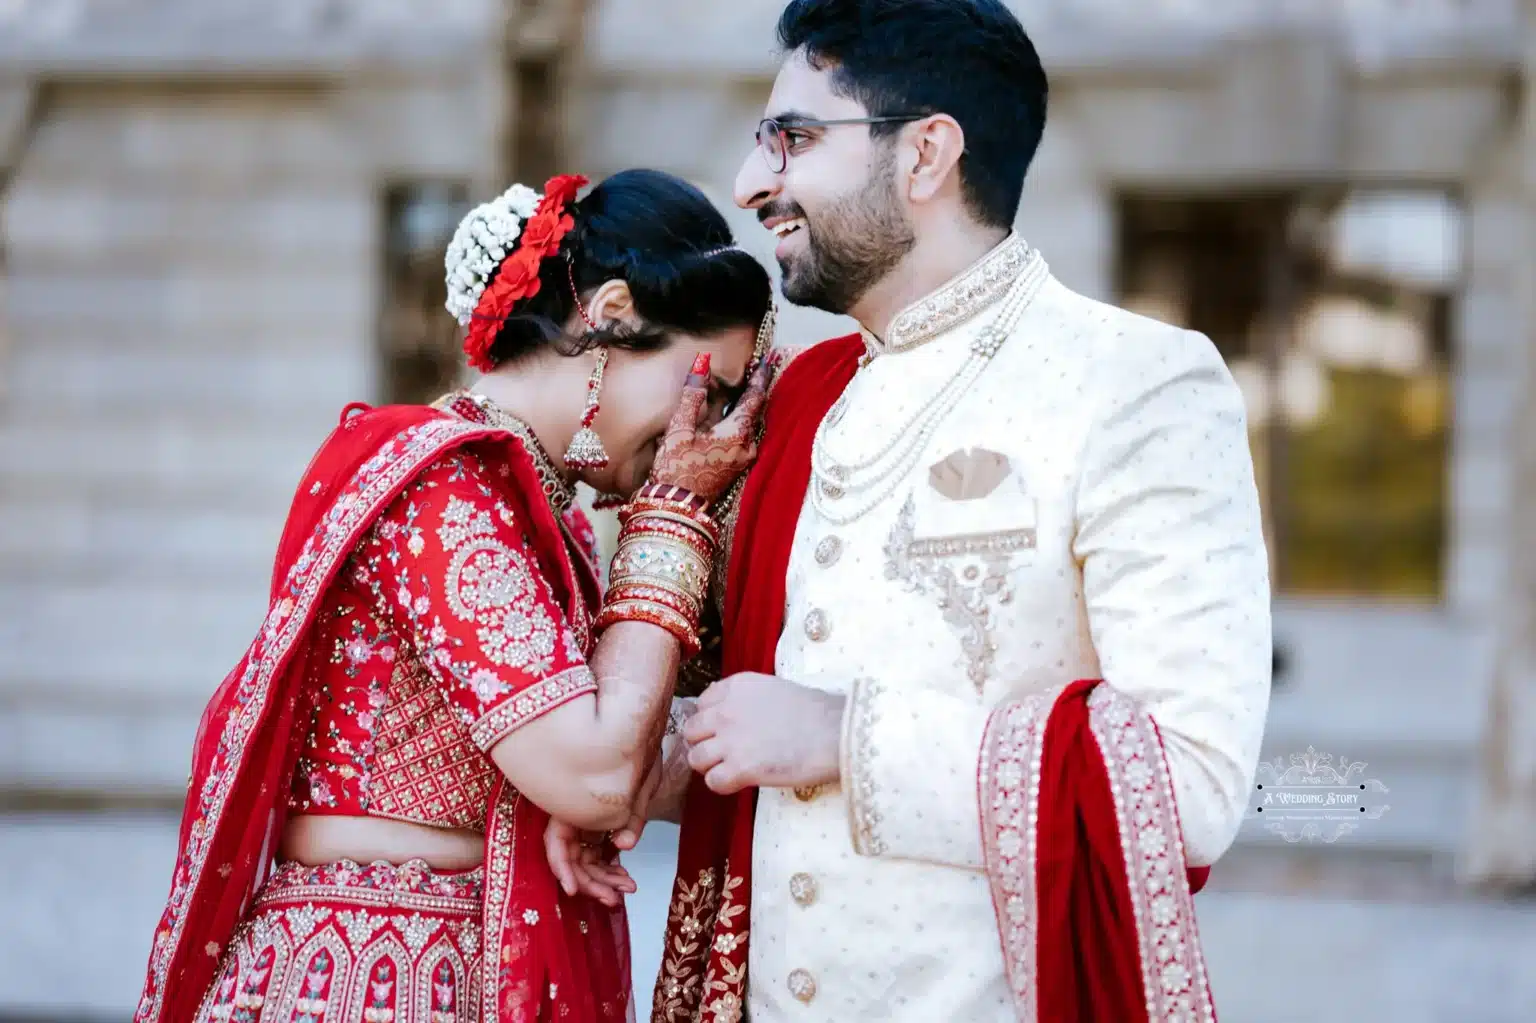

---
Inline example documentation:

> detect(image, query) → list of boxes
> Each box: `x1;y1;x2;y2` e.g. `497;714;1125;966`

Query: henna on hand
650;354;772;501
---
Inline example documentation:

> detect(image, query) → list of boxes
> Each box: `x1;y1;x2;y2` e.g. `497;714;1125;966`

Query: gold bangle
610;536;711;602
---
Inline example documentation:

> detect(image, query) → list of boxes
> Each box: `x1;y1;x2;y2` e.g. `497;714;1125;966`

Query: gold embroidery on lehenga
884;496;1028;691
438;496;561;678
198;860;483;1023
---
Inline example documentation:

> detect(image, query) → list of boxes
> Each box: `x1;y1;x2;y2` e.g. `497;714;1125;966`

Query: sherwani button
814;535;842;567
793;785;822;802
804;609;830;642
787;968;817;1003
789;872;818;907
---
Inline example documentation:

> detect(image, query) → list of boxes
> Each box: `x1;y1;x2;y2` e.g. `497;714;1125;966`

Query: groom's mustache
757;201;808;227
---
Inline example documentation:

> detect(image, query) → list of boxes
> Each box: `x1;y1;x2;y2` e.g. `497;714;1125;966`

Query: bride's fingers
572;862;623;906
570;846;626;905
587;861;637;894
715;361;770;441
545;825;581;896
663;353;712;444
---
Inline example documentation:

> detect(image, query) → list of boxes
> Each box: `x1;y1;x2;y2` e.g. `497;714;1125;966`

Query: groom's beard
778;165;915;316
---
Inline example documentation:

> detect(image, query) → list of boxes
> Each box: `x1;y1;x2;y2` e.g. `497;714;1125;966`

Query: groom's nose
734;149;780;211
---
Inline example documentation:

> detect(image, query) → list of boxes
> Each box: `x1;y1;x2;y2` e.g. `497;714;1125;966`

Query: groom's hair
777;0;1047;230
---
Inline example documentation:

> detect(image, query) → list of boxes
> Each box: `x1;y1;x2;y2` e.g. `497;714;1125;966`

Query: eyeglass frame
754;114;927;174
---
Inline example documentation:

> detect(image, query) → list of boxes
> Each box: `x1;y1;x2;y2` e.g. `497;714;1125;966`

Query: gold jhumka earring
563;261;612;472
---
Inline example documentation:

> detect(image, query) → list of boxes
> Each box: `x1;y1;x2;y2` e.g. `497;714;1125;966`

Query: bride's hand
649;352;771;502
544;818;636;908
544;753;664;905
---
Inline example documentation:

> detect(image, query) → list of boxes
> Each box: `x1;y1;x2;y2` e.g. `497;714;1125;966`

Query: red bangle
594;598;700;658
636;482;710;516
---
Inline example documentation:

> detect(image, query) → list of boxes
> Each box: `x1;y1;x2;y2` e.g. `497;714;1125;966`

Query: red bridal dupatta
654;337;1216;1023
135;403;630;1023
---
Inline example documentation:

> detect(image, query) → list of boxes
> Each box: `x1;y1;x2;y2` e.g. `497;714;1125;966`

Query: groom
656;1;1272;1020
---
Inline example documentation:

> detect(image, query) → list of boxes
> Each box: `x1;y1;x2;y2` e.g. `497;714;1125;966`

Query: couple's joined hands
545;673;845;905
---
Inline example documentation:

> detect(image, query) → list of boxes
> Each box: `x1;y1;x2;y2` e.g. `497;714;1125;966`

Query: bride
134;169;776;1023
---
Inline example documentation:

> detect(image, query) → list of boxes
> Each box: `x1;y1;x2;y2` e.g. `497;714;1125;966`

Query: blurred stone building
0;0;1533;1017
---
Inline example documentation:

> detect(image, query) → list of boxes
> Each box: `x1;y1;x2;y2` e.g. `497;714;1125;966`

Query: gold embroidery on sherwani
871;232;1036;357
1086;686;1217;1023
841;677;886;856
884;495;1031;691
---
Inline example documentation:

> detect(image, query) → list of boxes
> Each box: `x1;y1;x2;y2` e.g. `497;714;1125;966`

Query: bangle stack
594;486;719;657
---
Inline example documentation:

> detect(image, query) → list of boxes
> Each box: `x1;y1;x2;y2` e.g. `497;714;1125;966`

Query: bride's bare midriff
280;815;485;871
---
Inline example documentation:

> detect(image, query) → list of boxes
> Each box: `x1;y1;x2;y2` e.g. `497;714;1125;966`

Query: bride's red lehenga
135;395;631;1023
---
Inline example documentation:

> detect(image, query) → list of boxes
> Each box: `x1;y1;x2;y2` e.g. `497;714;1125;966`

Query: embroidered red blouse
286;446;600;831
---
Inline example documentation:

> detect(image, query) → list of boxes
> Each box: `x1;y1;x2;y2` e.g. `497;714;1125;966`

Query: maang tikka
563;259;612;471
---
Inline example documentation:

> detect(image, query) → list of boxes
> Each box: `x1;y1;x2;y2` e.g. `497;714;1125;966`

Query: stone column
0;79;35;405
1463;0;1536;886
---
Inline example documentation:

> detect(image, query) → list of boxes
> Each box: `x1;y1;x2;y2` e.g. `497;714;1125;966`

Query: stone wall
0;82;379;795
0;15;506;801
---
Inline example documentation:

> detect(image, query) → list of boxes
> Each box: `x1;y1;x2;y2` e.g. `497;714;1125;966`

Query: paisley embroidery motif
884;495;1026;691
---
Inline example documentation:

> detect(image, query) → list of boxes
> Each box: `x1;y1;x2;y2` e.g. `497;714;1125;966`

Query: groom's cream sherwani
745;235;1272;1021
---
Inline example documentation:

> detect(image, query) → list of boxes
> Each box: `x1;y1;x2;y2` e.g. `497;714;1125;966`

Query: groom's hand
682;673;844;795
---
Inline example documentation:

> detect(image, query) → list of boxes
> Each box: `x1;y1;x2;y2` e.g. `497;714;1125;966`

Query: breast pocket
884;462;1038;694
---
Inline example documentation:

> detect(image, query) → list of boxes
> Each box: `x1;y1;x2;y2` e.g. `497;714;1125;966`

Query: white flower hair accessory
444;182;542;326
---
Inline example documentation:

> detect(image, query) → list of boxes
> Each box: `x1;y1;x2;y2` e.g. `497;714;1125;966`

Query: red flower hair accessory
455;174;589;373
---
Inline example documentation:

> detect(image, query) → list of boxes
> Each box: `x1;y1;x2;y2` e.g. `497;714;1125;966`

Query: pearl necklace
809;252;1047;527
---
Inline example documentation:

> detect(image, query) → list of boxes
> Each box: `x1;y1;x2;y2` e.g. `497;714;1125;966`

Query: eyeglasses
755;115;925;174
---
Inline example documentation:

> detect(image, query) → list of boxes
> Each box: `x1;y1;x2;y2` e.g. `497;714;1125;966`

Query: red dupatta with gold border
134;402;630;1023
655;336;1216;1023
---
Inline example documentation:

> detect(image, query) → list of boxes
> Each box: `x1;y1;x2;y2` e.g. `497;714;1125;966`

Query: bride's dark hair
485;169;772;367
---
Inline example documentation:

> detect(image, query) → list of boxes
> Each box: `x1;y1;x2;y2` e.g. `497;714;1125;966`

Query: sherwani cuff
840;676;990;869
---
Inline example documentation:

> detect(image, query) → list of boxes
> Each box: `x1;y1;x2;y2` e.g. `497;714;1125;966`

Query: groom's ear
904;114;966;206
